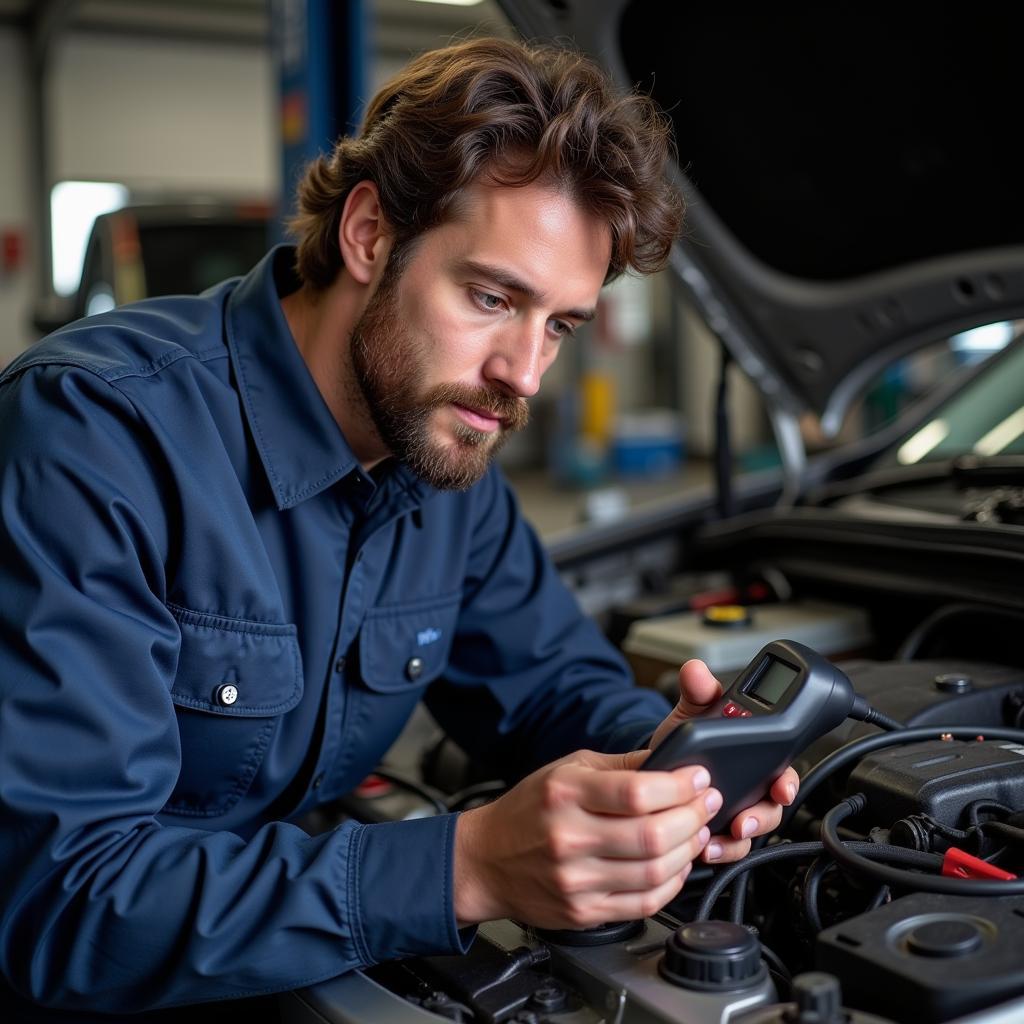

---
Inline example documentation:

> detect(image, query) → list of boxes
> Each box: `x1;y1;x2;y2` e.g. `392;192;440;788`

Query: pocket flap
168;605;303;716
359;593;460;694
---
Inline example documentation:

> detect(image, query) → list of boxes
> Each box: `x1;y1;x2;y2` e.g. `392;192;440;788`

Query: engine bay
282;578;1024;1024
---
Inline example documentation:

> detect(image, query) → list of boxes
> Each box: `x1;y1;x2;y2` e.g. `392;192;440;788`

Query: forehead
414;179;612;306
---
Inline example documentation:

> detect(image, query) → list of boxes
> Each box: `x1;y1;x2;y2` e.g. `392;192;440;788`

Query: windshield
880;335;1024;465
137;221;269;297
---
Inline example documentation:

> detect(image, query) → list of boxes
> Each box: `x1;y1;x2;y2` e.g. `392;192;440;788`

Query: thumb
675;659;724;717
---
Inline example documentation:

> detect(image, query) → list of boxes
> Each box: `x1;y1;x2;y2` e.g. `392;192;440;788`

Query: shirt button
215;683;239;706
313;772;325;790
405;657;424;681
334;657;346;674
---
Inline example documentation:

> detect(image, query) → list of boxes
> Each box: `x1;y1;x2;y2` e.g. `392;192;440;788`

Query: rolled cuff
350;813;476;965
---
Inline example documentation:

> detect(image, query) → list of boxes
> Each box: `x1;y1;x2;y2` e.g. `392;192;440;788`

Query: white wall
50;33;277;196
0;31;34;366
0;26;277;367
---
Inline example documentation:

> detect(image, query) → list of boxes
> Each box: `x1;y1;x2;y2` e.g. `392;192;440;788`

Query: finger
702;834;752;864
727;798;785;842
570;763;714;817
569;831;709;893
594;871;688;923
586;794;721;858
676;659;724;715
769;767;800;806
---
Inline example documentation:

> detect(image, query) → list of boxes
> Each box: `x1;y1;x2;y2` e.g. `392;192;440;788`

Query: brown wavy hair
290;37;684;288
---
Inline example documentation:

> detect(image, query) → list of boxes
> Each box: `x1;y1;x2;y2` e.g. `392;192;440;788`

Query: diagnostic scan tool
643;639;858;832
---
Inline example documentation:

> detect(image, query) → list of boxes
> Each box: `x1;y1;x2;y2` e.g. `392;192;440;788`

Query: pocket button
405;657;424;681
215;683;239;707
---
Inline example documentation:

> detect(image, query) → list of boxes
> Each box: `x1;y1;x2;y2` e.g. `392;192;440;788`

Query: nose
482;319;548;399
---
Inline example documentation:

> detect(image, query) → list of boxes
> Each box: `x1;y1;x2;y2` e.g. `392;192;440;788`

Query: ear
338;180;391;286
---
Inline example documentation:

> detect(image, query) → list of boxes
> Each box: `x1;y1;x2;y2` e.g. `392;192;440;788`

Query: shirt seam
346;823;374;966
0;345;228;389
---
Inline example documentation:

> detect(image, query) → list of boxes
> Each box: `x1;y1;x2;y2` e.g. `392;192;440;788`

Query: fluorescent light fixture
51;180;129;296
409;0;484;6
974;407;1024;457
896;419;949;465
951;321;1014;354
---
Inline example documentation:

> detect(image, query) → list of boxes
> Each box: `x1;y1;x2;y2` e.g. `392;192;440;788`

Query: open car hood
496;1;1024;439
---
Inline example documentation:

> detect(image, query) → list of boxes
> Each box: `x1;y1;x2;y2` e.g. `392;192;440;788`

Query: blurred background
0;0;1009;537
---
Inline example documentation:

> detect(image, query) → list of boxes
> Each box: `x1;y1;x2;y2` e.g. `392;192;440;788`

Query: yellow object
702;605;753;628
580;371;614;444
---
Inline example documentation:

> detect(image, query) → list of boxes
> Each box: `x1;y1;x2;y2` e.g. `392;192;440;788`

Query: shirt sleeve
425;466;673;779
0;363;468;1014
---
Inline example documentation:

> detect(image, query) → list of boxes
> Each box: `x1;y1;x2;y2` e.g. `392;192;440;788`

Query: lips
452;403;503;432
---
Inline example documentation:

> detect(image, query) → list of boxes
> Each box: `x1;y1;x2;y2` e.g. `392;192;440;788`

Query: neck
280;276;390;470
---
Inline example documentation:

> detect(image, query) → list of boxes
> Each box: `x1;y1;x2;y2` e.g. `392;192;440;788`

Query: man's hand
649;659;800;865
453;750;719;929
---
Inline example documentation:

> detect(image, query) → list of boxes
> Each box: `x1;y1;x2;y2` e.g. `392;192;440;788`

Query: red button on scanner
722;702;742;717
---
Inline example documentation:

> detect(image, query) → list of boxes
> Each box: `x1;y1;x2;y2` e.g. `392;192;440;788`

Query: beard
347;268;530;491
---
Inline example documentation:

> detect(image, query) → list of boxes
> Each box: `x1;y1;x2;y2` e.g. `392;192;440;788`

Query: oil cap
659;920;766;991
702;605;753;629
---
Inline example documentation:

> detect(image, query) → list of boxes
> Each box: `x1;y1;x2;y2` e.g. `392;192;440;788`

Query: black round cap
532;919;644;947
659;920;765;991
787;972;843;1023
906;918;984;958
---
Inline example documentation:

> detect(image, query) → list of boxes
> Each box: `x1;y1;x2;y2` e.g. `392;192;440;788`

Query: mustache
423;383;530;432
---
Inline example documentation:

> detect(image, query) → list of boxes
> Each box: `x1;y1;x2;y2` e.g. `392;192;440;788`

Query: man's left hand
648;658;799;864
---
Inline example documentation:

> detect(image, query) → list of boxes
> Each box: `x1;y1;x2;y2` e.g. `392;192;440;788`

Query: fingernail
704;789;723;814
698;826;710;846
786;782;797;804
740;817;758;838
692;768;710;792
705;842;723;861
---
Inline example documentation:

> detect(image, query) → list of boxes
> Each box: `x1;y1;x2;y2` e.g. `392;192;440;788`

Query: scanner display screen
748;658;799;706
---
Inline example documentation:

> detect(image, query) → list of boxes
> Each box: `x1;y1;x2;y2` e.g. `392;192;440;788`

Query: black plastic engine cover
795;659;1024;778
816;893;1024;1023
848;737;1024;828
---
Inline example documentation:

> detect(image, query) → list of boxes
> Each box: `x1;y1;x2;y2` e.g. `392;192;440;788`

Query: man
0;37;796;1019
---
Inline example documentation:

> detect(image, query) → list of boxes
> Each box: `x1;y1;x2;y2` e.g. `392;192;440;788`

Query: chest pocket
358;591;461;693
162;604;304;818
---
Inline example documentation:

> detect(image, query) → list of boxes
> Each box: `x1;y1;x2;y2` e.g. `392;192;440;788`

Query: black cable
696;840;939;922
446;780;507;811
822;795;1024;895
866;884;890;911
758;940;792;996
980;820;1024;849
896;603;1024;661
849;696;905;732
369;768;449;816
714;346;735;519
802;855;832;934
781;726;1024;834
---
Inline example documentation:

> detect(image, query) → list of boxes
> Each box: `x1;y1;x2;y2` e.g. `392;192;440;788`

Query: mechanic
0;37;797;1021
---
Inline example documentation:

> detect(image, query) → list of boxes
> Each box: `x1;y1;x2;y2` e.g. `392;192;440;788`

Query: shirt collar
225;245;439;513
225;245;361;510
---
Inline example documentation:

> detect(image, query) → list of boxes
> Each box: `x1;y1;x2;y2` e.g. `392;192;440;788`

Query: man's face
347;179;612;490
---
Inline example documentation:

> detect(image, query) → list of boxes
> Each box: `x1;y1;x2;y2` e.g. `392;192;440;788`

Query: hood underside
497;1;1024;434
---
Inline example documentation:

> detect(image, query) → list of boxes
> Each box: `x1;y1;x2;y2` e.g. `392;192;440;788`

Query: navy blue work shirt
0;247;671;1017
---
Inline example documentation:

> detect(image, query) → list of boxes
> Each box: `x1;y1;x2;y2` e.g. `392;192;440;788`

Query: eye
470;289;506;312
549;319;576;339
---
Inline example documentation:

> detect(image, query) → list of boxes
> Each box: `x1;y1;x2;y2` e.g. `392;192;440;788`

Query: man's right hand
452;748;719;929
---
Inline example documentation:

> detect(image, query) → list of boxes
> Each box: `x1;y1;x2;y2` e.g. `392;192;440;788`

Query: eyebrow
456;259;597;323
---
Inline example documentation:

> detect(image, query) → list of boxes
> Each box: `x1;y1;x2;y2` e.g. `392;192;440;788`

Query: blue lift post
271;0;368;236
